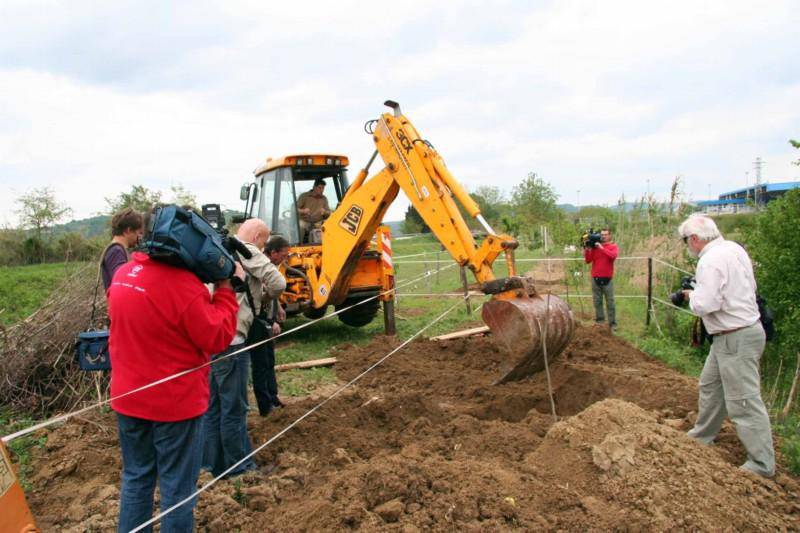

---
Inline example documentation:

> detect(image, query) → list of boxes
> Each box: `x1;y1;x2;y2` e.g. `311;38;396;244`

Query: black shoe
259;407;272;417
272;398;285;408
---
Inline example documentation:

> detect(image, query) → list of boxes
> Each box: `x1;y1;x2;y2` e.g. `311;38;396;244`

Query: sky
1;0;799;226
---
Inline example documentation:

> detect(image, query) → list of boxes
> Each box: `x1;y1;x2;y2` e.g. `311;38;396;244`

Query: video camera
201;204;252;261
669;276;697;306
582;228;602;249
144;204;249;285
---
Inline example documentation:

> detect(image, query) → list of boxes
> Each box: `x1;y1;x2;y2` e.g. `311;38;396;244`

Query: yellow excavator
239;101;575;383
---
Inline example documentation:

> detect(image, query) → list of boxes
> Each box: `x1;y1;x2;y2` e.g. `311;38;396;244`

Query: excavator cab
241;155;350;245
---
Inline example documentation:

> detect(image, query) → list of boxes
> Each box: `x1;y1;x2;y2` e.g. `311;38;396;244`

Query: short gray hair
678;214;721;241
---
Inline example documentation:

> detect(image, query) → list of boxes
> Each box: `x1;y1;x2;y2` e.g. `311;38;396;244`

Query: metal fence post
646;256;653;326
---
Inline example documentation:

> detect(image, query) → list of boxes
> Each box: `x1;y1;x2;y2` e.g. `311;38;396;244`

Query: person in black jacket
251;236;290;416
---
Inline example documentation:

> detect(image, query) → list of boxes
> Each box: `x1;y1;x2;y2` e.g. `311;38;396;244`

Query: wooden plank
430;325;490;341
275;357;337;372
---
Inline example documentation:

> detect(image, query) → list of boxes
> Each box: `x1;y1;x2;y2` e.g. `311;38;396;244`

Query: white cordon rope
1;262;458;444
130;297;471;533
393;256;650;265
652;257;694;276
652;296;699;317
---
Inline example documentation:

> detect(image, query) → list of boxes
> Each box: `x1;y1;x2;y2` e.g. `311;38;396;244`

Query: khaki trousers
687;322;775;477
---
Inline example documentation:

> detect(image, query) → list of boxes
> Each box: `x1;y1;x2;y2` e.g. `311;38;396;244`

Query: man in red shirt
108;251;241;532
584;228;619;331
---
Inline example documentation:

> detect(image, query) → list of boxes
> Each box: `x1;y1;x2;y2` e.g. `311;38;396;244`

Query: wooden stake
275;357;337;372
430;326;490;341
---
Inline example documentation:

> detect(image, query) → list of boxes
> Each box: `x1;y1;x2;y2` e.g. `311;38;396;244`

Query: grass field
0;262;87;326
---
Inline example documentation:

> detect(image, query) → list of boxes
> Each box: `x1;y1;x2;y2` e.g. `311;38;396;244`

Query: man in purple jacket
102;208;144;291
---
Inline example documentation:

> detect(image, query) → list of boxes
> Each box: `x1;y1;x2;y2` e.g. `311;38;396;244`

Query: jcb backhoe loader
239;101;575;383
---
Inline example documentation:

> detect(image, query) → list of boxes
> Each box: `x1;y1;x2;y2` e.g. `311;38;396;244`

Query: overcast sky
1;0;798;226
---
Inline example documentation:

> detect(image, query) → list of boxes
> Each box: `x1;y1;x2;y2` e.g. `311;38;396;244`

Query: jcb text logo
339;205;364;236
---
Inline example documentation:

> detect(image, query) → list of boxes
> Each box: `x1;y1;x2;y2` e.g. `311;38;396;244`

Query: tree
106;185;162;214
169;184;197;209
791;139;800;166
15;187;72;241
471;185;509;227
747;189;800;354
402;205;430;234
510;172;561;227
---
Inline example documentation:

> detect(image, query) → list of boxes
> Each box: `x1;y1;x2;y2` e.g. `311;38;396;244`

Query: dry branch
430;326;490;341
275;357;337;372
0;263;109;417
781;353;800;419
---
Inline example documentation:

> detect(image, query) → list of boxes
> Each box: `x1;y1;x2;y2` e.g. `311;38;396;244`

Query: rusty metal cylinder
481;292;575;384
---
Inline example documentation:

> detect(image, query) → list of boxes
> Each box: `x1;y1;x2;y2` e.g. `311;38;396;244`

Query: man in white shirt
679;214;774;477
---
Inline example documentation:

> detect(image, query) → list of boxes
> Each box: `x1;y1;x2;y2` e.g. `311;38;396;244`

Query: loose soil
21;326;800;531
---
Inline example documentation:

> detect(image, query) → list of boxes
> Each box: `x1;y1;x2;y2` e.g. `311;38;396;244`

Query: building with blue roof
697;181;800;214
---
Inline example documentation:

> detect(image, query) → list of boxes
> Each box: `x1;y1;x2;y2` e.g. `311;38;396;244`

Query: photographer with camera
251;236;291;416
678;214;774;478
583;228;619;331
202;218;286;477
107;224;242;532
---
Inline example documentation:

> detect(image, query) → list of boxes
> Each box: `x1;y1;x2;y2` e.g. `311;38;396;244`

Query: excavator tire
336;295;380;327
303;306;328;320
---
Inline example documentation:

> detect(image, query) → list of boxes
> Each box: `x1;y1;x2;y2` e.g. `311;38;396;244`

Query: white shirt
688;237;760;334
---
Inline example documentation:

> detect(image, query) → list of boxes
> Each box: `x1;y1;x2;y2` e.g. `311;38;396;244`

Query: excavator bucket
481;290;575;384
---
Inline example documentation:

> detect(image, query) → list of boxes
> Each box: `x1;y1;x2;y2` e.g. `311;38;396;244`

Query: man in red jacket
584;228;619;331
108;251;241;532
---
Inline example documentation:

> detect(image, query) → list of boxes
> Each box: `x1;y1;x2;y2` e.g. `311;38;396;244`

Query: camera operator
251;235;290;416
678;214;774;478
107;236;242;532
583;228;619;331
202;218;285;477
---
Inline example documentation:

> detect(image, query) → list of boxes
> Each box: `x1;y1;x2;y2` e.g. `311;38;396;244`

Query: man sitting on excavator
297;178;331;243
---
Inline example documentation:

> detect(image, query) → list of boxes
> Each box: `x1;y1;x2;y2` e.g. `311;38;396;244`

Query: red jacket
584;242;619;278
108;252;238;421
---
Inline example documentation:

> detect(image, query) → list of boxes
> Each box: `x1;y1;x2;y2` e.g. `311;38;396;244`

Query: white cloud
0;0;798;227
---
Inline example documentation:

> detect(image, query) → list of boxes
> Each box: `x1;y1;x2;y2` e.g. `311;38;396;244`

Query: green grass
775;415;800;475
0;262;86;326
0;411;47;490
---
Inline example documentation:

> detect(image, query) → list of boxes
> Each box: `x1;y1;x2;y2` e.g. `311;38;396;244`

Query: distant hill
53;215;110;238
559;203;642;213
52;213;407;238
382;220;404;235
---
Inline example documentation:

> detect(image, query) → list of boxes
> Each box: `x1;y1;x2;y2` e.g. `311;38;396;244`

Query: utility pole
753;157;763;209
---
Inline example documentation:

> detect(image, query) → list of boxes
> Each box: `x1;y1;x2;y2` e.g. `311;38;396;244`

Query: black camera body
670;276;697;306
583;228;602;249
201;204;252;292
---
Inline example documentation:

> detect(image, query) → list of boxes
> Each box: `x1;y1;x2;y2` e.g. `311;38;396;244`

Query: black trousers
250;340;279;415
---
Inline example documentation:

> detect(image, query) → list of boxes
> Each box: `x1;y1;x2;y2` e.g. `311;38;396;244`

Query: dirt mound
20;325;800;531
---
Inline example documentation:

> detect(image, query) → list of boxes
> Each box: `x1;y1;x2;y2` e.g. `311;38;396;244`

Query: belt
710;322;758;337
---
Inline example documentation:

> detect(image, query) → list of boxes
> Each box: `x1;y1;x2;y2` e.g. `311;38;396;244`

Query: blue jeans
202;344;256;477
117;413;203;533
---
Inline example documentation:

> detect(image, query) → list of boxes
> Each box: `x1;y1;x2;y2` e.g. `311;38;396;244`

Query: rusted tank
482;288;575;384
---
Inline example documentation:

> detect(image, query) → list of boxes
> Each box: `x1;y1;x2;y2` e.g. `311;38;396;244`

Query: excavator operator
297;178;331;243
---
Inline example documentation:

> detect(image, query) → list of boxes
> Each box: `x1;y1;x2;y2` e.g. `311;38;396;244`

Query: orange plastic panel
0;441;38;532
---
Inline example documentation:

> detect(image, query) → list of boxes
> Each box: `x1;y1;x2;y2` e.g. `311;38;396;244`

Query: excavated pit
20;325;800;531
